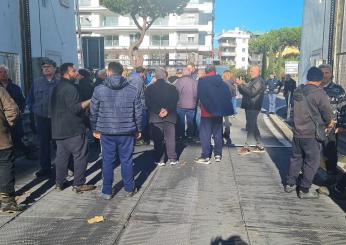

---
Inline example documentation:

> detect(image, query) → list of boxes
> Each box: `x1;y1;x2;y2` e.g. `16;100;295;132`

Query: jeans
151;122;177;162
245;110;262;147
0;148;15;195
287;137;321;189
199;117;223;158
194;107;201;137
232;97;237;114
101;135;135;195
268;93;277;113
177;108;195;138
36;116;52;172
55;134;88;187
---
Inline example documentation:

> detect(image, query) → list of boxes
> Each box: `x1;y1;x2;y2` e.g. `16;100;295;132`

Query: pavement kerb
268;114;346;174
268;114;293;142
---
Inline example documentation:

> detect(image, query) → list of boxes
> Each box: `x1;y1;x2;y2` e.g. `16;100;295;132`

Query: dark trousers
322;133;338;174
337;174;346;191
177;108;195;138
55;134;88;187
287;137;321;189
142;109;150;142
199;117;223;158
36;116;52;171
101;135;135;194
0;148;15;195
245;109;262;146
151;122;177;162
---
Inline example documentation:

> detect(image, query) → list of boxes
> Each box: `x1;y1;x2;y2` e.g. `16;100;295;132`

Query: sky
214;0;304;34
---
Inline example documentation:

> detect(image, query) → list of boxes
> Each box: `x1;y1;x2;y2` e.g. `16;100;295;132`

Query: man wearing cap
27;58;58;178
285;67;334;199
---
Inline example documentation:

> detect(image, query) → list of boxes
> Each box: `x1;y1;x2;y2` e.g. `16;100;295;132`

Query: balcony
150;40;170;46
220;52;236;57
219;42;236;47
79;0;91;6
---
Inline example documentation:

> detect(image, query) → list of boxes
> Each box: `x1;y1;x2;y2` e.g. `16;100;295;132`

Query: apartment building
217;28;250;70
78;0;214;67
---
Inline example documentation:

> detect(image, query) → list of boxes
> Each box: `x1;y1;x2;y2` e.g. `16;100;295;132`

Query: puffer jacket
90;75;142;135
0;87;19;150
238;76;266;110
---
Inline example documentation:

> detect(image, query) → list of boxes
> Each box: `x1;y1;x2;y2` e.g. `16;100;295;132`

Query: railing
79;0;91;7
150;40;169;46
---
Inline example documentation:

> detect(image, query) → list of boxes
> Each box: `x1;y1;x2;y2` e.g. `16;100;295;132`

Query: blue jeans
100;135;135;195
232;97;237;114
177;108;195;138
199;117;223;158
268;93;277;113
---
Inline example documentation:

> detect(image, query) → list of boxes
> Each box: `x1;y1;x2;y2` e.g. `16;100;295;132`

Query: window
151;35;169;46
243;39;247;43
80;16;92;27
242;57;246;61
130;33;140;44
153;17;169;26
79;0;91;6
199;32;207;45
242;48;246;53
101;16;118;27
188;37;195;43
104;35;119;46
199;13;212;25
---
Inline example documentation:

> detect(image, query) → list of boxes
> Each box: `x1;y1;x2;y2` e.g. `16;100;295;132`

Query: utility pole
75;0;84;67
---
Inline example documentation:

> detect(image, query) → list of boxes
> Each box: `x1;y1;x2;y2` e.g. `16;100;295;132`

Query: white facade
78;0;214;67
217;28;250;70
0;0;77;89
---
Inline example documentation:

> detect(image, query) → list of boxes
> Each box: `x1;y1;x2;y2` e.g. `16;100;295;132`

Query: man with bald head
175;68;198;141
236;65;266;155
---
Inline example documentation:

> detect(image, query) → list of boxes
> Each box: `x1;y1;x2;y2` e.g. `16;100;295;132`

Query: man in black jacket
145;67;179;166
285;67;333;199
50;63;95;193
318;64;346;184
236;65;266;155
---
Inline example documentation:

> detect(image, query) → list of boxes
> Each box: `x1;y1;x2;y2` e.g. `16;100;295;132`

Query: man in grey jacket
175;68;198;141
285;67;334;199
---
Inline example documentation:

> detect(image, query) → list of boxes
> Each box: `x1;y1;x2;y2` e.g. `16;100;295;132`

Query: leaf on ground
87;216;104;224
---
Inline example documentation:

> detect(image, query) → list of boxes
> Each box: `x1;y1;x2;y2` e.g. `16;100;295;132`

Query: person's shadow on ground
210;235;248;245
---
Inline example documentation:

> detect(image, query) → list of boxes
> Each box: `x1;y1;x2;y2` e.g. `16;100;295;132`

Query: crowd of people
0;58;346;212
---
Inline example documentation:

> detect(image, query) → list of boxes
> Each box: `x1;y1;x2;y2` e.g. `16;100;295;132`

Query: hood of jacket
103;75;128;90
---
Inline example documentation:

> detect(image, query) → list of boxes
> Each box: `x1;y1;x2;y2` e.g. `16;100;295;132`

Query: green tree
249;27;301;78
100;0;189;66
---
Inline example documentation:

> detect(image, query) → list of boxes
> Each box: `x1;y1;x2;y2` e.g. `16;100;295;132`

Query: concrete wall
299;0;331;83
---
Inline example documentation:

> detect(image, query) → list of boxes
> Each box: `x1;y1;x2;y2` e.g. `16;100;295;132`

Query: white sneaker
156;162;166;166
214;155;222;162
169;160;179;165
194;157;211;165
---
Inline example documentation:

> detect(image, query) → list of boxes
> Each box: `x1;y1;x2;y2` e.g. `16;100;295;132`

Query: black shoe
284;184;296;193
55;184;64;192
35;169;51;178
126;188;138;197
72;184;96;194
298;190;319;199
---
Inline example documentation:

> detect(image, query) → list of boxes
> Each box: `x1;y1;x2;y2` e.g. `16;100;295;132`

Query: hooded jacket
90;75;142;135
0;87;19;150
292;84;333;138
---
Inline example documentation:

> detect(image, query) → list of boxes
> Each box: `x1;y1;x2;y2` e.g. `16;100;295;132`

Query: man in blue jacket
27;58;59;178
90;62;142;200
